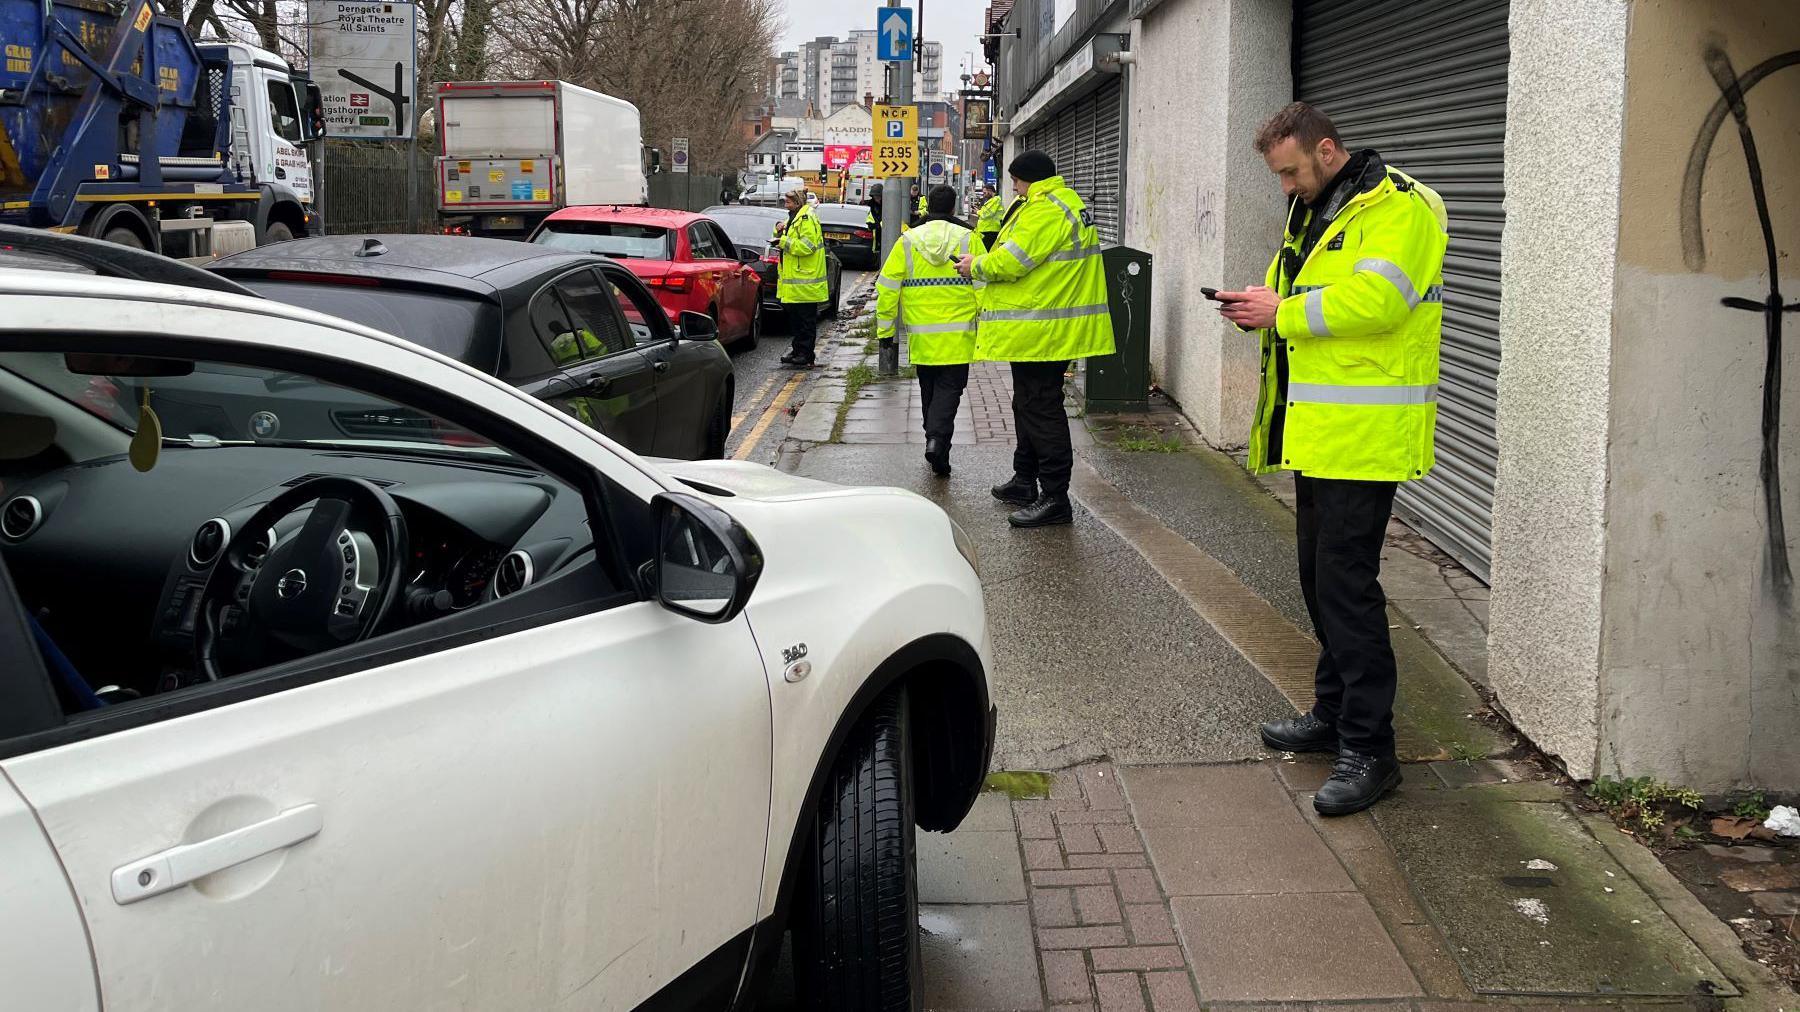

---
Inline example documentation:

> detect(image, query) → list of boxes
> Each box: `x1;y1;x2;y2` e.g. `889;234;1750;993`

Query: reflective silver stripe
979;303;1110;323
1288;382;1438;406
900;321;979;335
877;276;903;290
902;237;915;276
1045;246;1102;263
1002;240;1036;270
1304;288;1331;336
780;276;828;286
901;277;974;288
1043;192;1085;248
1355;257;1420;307
959;234;971;257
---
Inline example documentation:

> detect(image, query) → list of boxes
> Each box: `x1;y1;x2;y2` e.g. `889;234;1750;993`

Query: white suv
0;255;994;1011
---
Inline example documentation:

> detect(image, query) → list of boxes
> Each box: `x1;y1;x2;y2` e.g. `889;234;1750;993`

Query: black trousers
916;363;970;442
785;300;820;361
1010;360;1072;496
1295;474;1400;757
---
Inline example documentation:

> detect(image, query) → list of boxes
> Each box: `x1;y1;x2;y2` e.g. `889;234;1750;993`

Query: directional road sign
877;7;913;63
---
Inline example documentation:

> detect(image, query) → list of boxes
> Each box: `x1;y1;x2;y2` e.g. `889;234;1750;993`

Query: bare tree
493;0;781;174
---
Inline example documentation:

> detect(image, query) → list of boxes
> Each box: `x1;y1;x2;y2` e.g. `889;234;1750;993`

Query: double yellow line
730;371;806;461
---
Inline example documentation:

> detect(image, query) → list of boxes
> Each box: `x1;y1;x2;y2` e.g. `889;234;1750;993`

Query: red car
530;207;765;348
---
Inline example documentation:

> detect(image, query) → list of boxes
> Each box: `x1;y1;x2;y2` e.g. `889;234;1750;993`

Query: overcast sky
776;1;991;81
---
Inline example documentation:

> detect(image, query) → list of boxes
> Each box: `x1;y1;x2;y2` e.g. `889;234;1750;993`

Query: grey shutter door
1015;78;1126;244
1295;0;1509;580
1090;80;1124;243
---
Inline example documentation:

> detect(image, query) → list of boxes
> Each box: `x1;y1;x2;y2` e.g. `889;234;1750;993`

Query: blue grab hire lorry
1;0;323;258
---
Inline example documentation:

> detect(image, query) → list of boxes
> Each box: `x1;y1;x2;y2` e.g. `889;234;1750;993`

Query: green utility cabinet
1085;245;1152;414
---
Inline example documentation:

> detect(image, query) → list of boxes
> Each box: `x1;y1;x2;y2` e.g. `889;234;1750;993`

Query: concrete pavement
745;277;1794;1010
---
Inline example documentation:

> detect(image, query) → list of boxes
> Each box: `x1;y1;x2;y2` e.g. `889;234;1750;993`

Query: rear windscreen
533;222;674;260
242;280;502;371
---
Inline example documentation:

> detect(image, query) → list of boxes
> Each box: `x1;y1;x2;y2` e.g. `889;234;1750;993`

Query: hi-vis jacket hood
906;218;966;266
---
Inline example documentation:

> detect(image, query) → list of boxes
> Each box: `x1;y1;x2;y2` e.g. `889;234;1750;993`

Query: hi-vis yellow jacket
1248;154;1448;482
976;196;1006;235
969;176;1115;363
776;204;828;304
875;218;986;366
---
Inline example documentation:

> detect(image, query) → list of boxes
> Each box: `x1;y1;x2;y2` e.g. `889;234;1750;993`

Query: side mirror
678;310;719;341
647;492;762;623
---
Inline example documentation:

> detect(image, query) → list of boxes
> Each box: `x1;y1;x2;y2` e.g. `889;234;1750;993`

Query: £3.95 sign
872;104;918;177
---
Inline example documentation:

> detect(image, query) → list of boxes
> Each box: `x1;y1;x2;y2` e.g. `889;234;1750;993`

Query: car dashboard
0;445;596;699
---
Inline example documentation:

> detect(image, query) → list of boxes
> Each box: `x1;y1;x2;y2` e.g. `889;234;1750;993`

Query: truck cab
206;43;320;244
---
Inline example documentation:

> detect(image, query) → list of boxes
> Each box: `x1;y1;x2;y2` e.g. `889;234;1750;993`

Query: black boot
1260;712;1338;754
925;437;951;476
779;349;802;364
991;475;1036;506
1313;750;1402;816
1008;493;1073;528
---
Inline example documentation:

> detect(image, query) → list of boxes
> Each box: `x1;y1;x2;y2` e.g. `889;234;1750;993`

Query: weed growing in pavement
829;362;880;442
984;771;1053;799
1589;775;1704;833
1113;425;1183;453
1447;740;1484;765
1730;789;1773;822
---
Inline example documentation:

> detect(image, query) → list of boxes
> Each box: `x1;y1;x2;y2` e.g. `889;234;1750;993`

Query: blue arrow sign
877;7;913;62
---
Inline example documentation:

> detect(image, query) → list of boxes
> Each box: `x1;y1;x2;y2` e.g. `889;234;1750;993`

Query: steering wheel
197;476;409;680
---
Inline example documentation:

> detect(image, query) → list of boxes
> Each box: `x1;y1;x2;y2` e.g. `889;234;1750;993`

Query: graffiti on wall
1680;46;1800;601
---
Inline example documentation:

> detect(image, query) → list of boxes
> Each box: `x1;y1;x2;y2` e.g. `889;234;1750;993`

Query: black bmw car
210;236;736;460
703;205;842;324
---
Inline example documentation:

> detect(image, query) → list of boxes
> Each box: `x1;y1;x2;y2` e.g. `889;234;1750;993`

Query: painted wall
1123;0;1290;446
1485;0;1630;777
1598;0;1800;790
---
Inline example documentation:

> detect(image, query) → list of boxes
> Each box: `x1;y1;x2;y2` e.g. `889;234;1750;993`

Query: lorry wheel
263;223;295;245
101;227;145;250
793;686;922;1011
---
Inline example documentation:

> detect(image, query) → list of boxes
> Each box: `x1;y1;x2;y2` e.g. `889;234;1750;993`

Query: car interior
0;341;649;744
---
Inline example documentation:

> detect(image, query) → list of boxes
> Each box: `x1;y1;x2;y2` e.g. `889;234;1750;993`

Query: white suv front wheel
793;685;923;1011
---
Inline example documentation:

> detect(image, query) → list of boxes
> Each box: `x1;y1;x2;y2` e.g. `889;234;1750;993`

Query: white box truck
434;81;657;237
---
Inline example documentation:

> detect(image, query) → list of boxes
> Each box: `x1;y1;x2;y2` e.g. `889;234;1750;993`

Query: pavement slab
1374;791;1734;998
1171;892;1422;1002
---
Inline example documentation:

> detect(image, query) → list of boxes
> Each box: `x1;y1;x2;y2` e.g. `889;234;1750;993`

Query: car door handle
585;374;611;394
111;803;323;905
652;360;671;373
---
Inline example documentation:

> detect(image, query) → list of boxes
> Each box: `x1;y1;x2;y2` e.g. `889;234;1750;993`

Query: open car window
0;336;630;753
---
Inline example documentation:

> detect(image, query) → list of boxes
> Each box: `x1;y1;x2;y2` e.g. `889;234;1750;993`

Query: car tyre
826;274;841;319
793;685;921;1012
741;300;761;350
705;390;731;459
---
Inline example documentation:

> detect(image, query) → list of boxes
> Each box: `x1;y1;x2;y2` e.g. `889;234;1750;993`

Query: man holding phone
1215;102;1448;816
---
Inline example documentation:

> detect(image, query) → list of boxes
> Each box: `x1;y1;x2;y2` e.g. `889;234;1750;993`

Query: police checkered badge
1079;208;1094;227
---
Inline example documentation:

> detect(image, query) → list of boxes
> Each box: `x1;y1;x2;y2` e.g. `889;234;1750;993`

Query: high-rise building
917;41;943;101
801;36;836;115
778;50;801;101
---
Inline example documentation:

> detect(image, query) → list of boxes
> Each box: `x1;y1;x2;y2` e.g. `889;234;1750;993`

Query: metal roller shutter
1013;78;1127;244
1295;0;1509;580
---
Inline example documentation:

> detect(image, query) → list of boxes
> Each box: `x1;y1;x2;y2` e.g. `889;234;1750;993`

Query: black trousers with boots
1010;360;1072;496
1295;474;1399;757
785;301;820;362
917;363;970;442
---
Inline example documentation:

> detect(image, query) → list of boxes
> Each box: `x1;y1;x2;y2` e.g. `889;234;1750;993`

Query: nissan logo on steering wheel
277;568;309;600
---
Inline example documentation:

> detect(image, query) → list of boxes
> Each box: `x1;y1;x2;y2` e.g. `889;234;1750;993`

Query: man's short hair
1253;102;1344;155
927;185;958;216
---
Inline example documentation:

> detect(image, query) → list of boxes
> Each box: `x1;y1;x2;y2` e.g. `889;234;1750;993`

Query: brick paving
834;334;1018;445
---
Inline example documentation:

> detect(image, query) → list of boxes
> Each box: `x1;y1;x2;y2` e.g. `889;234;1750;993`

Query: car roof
210;234;610;297
813;204;869;220
705;205;785;219
546;206;710;228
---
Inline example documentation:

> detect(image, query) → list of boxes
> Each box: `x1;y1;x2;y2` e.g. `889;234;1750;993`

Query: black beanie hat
1008;150;1056;183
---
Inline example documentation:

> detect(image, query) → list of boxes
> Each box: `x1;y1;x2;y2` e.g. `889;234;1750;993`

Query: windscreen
533;222;674;260
707;212;783;249
241;280;501;371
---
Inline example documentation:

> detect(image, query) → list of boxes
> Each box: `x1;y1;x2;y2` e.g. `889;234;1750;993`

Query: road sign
872;103;918;177
672;137;689;174
876;7;913;62
308;0;417;139
927;156;947;180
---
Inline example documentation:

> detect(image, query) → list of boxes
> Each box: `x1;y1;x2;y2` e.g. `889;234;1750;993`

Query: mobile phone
1202;287;1223;302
